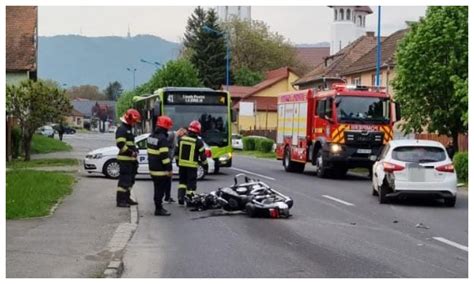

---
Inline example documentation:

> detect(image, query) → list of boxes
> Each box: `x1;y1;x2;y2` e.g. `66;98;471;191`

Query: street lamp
140;59;161;69
126;67;137;89
202;25;230;90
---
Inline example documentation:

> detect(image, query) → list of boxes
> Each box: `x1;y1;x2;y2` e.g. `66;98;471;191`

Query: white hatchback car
372;139;457;206
232;134;243;150
84;133;214;180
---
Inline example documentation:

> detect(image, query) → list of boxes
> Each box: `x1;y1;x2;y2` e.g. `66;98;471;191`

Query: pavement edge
103;192;139;278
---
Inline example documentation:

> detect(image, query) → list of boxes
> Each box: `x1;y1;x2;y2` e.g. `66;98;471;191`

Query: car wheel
283;147;305;173
103;159;120;179
378;183;389;204
315;148;328;178
70;129;76;134
444;196;456;207
197;164;206;180
214;161;220;174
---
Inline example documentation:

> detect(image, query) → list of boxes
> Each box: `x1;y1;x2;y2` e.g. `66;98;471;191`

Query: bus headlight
219;153;232;162
330;144;342;153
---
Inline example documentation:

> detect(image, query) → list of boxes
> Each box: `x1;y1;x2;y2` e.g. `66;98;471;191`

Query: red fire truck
275;84;400;178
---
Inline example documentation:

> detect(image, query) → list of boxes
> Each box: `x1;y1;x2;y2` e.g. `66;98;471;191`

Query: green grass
7;158;78;169
235;150;276;159
6;170;75;219
31;134;72;154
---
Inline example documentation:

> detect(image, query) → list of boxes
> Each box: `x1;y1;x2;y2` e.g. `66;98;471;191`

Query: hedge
453;152;468;183
257;139;274;153
242;137;257;151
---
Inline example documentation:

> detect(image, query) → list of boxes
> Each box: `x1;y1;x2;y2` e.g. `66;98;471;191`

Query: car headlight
86;153;103;159
330;144;342;153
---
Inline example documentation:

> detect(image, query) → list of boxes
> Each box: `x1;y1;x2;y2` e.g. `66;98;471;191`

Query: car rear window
392;146;446;163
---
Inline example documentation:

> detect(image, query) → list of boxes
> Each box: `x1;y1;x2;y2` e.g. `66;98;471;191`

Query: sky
38;6;427;44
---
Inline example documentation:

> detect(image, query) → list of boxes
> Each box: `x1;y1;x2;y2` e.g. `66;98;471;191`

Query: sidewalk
6;149;130;277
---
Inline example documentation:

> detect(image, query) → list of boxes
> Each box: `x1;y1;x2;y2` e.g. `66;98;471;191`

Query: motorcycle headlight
330;144;342;153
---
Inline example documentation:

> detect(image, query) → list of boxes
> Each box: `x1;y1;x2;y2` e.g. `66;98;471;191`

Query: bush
258;139;274;153
453;152;468;183
11;127;21;158
242;137;256;151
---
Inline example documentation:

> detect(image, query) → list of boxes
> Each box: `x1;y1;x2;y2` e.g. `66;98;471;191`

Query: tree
104;81;123;101
183;7;226;89
67;84;106;100
392;6;468;151
6;80;72;161
233;67;264;86
222;18;303;76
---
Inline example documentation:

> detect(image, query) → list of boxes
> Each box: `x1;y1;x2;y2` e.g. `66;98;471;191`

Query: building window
339;9;344;21
358;15;362;26
352;76;361;86
346;9;351;20
334;10;338;21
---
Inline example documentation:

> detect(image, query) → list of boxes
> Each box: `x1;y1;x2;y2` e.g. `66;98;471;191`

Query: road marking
322;195;355;206
433;237;468;252
230;167;276;180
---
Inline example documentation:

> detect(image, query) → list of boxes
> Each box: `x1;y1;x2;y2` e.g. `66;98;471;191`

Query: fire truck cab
275;84;400;178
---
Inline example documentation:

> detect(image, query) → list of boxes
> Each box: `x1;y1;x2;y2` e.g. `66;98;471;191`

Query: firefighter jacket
116;122;138;161
176;133;207;168
147;128;172;177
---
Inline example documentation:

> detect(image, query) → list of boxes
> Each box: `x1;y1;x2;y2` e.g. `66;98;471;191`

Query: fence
415;133;468;152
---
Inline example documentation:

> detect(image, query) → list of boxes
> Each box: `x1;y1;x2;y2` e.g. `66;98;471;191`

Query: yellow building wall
344;68;398;96
236;71;299;131
238;112;278;131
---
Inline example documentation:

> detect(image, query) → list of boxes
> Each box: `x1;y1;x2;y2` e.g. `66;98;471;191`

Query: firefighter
115;108;141;208
147;116;173;216
176;120;207;205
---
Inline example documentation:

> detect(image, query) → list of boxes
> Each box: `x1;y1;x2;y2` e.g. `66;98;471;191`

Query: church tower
329;6;373;55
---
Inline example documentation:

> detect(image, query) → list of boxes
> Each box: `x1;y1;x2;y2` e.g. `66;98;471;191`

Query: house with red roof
225;67;300;132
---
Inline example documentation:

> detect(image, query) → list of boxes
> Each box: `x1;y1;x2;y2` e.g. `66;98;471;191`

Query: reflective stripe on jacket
116;122;137;161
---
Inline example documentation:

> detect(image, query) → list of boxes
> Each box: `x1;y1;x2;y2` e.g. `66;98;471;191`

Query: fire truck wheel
315;148;328;178
283;147;305;173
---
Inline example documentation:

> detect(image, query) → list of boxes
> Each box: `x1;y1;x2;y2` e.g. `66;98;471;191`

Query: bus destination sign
164;93;227;105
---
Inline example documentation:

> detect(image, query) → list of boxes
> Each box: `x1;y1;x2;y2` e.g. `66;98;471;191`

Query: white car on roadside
36;125;55;138
372;139;457;206
232;134;243;150
84;133;214;180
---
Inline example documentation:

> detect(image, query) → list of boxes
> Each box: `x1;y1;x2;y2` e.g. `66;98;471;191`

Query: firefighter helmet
156;115;173;130
188;120;201;134
124;109;142;125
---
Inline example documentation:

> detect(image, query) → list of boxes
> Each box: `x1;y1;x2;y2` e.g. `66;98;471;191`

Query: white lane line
230;167;276;180
322;195;355;206
433;237;468;252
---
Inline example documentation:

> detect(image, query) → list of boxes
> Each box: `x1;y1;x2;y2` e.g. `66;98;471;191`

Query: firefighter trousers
116;160;138;204
177;166;197;201
152;176;171;209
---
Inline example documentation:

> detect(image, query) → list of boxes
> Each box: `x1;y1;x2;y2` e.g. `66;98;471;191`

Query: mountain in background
296;42;330;48
38;35;181;91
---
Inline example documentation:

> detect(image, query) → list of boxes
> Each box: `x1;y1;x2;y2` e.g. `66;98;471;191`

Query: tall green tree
6;80;72;161
116;59;203;117
233;67;264;86
104;81;123;101
392;6;468;151
67;84;106;100
183;7;226;89
222;18;303;76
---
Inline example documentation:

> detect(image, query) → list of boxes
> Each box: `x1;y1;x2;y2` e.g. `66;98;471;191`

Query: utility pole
126;67;137;89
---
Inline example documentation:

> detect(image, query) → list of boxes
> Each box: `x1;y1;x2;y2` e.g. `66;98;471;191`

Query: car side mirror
395;103;401;122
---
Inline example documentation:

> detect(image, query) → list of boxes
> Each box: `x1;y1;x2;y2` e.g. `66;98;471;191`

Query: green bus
133;87;234;173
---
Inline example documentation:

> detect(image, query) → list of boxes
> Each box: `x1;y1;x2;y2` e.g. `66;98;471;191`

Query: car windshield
164;105;229;147
392;146;446;163
336;96;390;124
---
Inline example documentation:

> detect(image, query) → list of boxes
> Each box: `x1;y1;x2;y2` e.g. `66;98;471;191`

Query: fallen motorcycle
186;174;293;218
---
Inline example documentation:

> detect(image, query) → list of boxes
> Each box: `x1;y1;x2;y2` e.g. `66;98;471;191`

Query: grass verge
7;158;78;169
31;134;72;154
235;150;276;159
6;170;75;219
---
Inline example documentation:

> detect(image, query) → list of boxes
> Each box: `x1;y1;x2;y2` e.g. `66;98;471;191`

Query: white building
216;6;251;21
329;6;373;55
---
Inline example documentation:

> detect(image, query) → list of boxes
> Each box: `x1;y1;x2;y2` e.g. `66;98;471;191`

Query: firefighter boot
178;186;186;205
116;190;130;208
127;190;138;205
154;206;171;216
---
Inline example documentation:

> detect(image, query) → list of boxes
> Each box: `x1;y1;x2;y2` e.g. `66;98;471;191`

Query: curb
103;192;139;278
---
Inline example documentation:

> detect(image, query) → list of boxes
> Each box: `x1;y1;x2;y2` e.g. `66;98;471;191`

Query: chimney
366;31;375;37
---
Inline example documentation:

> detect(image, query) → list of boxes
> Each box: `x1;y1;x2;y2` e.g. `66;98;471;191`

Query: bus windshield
164;104;229;147
336;96;390;124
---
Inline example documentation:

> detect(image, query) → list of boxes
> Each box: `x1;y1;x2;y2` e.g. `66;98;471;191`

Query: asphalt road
121;154;468;278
